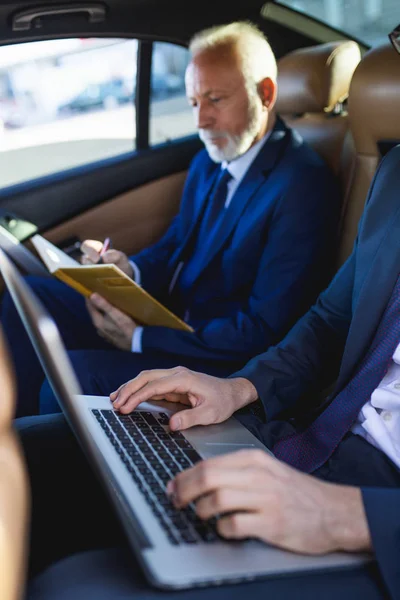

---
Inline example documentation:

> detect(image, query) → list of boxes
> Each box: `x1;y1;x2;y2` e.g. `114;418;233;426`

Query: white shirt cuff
129;260;141;286
131;326;144;353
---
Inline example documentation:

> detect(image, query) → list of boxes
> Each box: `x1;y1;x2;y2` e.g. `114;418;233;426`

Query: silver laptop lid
0;249;82;400
0;249;104;455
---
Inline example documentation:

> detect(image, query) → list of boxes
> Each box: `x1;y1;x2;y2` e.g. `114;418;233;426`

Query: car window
149;42;196;146
0;38;137;189
278;0;393;46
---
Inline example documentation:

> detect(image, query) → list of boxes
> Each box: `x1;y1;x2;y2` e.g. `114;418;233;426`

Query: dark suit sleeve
232;147;400;420
232;245;355;419
140;163;341;364
362;488;400;599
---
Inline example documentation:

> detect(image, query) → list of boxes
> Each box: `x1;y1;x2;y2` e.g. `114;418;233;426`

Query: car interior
0;0;399;596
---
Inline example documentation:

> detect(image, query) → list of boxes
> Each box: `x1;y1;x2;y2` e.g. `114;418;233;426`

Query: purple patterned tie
273;274;400;473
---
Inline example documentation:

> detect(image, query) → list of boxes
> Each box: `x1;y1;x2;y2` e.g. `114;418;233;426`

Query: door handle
0;213;49;277
0;213;38;242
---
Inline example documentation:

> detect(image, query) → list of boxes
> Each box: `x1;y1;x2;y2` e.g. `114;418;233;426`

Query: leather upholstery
339;43;400;264
277;41;361;114
0;328;29;600
282;112;349;178
348;43;400;158
41;171;186;257
277;42;360;180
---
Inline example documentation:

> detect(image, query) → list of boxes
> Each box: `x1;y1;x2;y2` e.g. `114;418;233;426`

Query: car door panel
38;169;188;257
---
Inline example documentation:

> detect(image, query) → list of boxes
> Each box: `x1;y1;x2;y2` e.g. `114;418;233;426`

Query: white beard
199;92;264;163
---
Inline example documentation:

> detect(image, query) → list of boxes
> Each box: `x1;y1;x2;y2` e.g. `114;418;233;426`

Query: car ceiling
0;0;317;58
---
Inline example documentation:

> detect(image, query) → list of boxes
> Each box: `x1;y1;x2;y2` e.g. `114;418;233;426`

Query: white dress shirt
352;342;400;468
221;133;270;208
129;132;270;353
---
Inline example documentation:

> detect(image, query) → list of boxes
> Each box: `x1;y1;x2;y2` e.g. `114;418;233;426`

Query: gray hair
189;21;277;87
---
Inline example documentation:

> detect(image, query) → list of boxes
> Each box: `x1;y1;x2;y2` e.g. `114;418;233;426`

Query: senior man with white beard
3;21;340;416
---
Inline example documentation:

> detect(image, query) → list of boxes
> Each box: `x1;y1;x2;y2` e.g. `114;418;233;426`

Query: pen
98;237;111;263
100;237;111;256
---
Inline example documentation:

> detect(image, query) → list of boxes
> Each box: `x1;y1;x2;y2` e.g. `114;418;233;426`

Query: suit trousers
1;276;238;417
16;413;400;599
27;546;386;600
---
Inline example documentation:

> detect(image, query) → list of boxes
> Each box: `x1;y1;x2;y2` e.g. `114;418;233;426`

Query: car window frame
0;35;197;197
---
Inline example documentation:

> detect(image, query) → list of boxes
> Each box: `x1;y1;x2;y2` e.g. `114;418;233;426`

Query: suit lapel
184;120;291;287
335;204;400;391
171;166;219;267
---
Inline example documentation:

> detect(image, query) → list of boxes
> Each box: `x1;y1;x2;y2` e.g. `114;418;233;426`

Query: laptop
0;249;369;589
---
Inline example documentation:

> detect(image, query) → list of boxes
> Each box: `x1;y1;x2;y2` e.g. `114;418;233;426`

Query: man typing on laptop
18;131;400;599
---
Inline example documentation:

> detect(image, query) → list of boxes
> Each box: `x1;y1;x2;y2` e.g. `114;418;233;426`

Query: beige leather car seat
338;42;400;264
277;40;361;187
0;329;29;600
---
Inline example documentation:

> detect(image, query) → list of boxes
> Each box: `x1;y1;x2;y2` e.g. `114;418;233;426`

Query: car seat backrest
338;42;400;265
276;40;361;187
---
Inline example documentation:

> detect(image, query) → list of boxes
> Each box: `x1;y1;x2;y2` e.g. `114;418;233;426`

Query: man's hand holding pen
80;238;137;349
80;238;134;278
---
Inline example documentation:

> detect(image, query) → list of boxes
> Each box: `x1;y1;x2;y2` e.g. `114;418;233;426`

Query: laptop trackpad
182;416;271;460
197;442;259;459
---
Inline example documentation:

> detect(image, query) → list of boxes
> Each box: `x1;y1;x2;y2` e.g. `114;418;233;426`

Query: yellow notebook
31;235;193;332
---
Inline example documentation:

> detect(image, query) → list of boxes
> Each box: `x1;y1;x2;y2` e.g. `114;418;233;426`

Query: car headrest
277;41;361;115
348;43;400;157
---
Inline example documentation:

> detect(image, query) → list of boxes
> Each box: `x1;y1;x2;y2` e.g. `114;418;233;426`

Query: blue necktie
197;167;233;244
174;168;233;300
273;273;400;473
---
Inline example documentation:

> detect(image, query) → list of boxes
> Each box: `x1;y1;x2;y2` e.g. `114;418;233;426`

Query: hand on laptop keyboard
110;366;258;431
165;447;370;555
92;408;219;545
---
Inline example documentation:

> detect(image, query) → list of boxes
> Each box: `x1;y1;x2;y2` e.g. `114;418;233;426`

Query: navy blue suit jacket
235;146;400;597
132;118;339;367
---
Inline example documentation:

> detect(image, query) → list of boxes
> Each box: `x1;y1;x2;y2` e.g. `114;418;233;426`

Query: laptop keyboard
92;409;218;545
